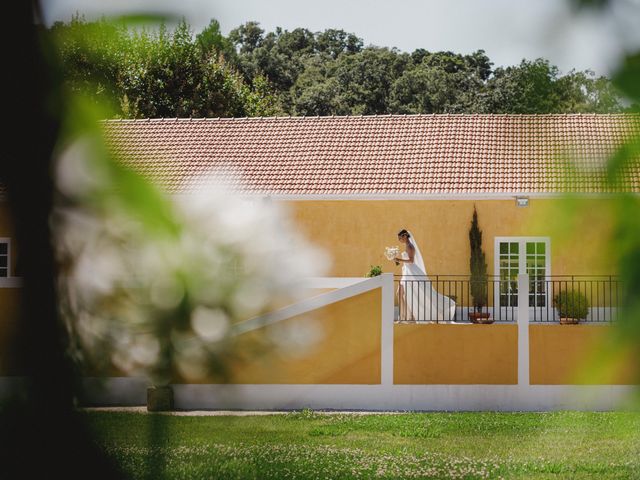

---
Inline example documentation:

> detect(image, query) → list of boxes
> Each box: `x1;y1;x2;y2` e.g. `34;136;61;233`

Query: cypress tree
469;206;488;312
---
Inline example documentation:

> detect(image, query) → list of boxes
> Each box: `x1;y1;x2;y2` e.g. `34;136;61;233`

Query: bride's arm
394;258;411;263
394;244;415;263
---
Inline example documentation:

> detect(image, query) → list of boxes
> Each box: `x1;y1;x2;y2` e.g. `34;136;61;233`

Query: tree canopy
50;16;626;118
50;16;281;118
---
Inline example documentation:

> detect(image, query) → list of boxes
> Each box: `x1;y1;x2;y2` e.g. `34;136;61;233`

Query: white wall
0;274;635;411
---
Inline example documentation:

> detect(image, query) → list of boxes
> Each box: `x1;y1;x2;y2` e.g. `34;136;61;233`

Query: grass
83;410;640;479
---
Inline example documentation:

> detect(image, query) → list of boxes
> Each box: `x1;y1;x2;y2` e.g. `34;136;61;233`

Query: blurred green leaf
568;0;610;10
108;13;179;27
102;158;181;238
55;94;180;237
613;53;640;104
606;133;640;186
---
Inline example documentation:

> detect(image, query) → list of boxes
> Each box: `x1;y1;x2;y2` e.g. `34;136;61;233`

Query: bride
392;229;456;322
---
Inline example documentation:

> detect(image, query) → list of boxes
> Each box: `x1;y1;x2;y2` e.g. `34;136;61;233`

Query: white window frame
494;236;551;319
0;237;10;278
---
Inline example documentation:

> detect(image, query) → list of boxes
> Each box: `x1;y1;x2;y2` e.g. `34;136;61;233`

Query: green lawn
84;410;640;479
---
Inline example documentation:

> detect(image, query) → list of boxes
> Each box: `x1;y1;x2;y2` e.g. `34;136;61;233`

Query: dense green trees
50;17;625;118
51;17;281;118
480;59;623;114
390;51;488;114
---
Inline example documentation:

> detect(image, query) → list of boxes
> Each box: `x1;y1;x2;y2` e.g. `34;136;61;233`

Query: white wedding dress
399;232;456;322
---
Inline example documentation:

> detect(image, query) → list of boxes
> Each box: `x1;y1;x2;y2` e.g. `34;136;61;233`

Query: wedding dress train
399;232;456;322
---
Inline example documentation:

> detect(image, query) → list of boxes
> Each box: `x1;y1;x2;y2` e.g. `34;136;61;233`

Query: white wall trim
303;277;369;289
517;274;530;387
172;384;635;411
380;274;394;385
27;379;631;411
0;277;22;288
232;275;385;335
172;192;639;202
4;378;632;412
263;193;559;201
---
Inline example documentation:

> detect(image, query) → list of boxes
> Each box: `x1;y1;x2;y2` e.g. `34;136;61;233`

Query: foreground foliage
85;410;640;479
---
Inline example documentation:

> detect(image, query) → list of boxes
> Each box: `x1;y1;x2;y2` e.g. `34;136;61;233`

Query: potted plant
554;289;590;324
469;207;493;324
366;265;383;277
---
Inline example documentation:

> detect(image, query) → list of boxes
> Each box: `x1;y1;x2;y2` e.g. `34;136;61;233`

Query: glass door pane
526;241;547;307
499;241;519;306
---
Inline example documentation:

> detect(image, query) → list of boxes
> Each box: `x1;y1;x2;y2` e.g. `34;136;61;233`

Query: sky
42;0;640;76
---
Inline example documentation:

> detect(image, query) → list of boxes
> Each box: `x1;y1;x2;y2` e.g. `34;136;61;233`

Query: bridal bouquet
384;246;399;261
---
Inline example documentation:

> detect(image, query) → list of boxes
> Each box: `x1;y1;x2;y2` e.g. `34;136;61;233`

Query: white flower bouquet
384;246;399;261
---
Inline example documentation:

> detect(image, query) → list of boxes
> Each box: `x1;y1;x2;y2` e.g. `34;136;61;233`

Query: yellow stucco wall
530;324;638;385
393;323;518;384
1;197;629;387
285;198;617;278
214;288;382;384
0;197;618;280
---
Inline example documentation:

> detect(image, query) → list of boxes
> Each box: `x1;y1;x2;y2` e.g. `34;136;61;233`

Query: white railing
394;274;621;324
231;274;395;385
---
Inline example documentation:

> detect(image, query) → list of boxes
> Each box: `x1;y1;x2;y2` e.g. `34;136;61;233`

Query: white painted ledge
233;275;386;335
168;384;635;412
1;377;634;412
517;274;530;387
303;277;371;289
64;379;640;411
0;277;23;288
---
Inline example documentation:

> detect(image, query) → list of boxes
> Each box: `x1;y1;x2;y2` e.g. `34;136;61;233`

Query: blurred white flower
55;137;110;197
149;275;185;310
53;141;329;385
129;334;161;367
267;318;325;357
191;307;229;342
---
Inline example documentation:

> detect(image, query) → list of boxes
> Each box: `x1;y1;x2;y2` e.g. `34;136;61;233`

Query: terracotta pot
559;317;580;325
469;311;494;324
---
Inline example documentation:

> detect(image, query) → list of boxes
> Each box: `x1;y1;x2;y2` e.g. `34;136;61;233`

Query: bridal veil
400;230;457;322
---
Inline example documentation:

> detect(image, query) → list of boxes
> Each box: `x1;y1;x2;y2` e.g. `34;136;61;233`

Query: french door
494;237;551;318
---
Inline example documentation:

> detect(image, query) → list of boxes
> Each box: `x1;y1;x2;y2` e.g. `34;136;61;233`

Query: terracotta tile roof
101;114;640;195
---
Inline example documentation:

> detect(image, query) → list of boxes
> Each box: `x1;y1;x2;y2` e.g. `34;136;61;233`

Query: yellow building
2;114;639;405
100;114;638;280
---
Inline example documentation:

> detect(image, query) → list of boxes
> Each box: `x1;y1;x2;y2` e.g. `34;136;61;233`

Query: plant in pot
469;207;493;324
554;289;590;324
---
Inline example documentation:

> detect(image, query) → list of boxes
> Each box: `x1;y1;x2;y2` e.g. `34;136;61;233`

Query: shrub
554;289;590;320
366;265;382;277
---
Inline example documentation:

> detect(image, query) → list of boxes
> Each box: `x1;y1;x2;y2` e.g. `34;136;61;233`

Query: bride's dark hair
397;229;410;238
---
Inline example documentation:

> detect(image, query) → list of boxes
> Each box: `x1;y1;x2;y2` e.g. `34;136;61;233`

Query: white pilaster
380;273;394;385
517;273;530;386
